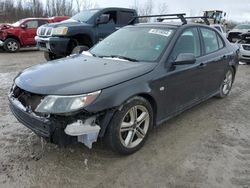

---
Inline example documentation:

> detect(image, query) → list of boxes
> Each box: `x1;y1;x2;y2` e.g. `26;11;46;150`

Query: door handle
197;63;207;69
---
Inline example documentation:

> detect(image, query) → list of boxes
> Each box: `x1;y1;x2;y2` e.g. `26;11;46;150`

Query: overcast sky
84;0;250;22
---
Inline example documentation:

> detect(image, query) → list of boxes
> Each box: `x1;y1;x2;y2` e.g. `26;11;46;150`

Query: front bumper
35;36;70;55
239;47;250;63
9;96;77;145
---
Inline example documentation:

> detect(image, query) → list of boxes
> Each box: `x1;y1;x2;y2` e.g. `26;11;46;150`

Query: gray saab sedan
9;15;239;155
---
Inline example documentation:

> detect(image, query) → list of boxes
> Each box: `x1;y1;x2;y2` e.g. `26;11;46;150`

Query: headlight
35;91;101;114
52;27;68;36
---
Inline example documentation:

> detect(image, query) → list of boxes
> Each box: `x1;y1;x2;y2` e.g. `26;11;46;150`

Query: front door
97;11;118;41
21;20;39;45
156;27;206;119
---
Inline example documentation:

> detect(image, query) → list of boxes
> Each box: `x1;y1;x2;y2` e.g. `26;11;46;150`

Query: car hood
229;28;250;34
0;23;13;30
15;55;156;95
43;20;90;28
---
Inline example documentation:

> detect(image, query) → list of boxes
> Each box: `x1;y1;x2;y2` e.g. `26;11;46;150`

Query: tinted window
201;28;219;54
38;20;48;27
26;20;38;28
90;27;175;62
118;11;134;25
171;28;201;59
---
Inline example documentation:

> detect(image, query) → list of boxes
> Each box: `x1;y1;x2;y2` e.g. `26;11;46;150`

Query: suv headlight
52;27;68;36
35;91;101;114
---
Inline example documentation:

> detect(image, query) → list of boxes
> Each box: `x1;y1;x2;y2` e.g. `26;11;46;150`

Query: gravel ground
0;50;250;188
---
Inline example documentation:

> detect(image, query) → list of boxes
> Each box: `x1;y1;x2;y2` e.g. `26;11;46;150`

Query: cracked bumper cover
8;95;116;146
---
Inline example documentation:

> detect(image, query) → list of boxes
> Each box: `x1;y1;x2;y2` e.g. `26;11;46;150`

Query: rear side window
117;11;135;25
201;28;223;54
171;27;201;59
217;35;224;49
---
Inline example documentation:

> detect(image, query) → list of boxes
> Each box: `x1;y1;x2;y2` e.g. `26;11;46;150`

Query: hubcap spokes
7;41;18;51
222;71;233;94
120;105;149;148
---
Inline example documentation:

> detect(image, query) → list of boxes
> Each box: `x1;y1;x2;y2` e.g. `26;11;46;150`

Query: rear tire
4;38;20;53
216;67;234;98
105;96;153;155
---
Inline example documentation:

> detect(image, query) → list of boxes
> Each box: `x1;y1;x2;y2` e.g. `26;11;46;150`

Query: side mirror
96;14;109;25
173;53;196;65
20;24;27;29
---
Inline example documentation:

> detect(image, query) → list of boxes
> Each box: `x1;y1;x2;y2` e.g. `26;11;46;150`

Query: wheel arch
5;35;21;45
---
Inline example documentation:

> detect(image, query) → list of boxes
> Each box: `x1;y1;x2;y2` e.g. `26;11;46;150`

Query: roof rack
157;16;210;25
128;13;186;25
128;13;210;25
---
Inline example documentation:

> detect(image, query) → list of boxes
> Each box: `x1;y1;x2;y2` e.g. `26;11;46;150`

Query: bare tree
133;0;154;22
158;2;168;14
74;0;98;12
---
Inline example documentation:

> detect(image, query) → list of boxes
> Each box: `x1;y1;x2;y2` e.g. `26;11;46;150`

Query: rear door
198;27;229;96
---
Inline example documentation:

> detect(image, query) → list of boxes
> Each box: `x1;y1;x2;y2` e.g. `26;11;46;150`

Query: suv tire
4;38;20;53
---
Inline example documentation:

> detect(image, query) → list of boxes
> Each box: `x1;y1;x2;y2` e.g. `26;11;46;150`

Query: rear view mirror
96;14;109;25
173;53;196;65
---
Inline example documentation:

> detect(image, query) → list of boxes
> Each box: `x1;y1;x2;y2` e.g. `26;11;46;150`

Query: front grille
243;45;250;51
38;27;52;37
11;85;44;112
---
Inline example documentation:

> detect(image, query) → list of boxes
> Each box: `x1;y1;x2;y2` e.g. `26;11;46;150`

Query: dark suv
9;14;239;155
35;7;138;60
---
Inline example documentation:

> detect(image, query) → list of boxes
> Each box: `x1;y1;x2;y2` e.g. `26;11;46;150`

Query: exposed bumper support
65;117;101;149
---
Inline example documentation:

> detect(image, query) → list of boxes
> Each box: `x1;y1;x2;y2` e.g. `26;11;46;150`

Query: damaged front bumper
9;93;114;148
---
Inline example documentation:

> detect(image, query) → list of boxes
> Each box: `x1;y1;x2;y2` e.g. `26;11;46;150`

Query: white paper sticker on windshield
149;29;172;37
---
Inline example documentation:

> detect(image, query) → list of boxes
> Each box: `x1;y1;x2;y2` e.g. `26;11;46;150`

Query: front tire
44;52;60;61
216;67;234;98
71;45;89;55
4;38;20;53
106;97;153;155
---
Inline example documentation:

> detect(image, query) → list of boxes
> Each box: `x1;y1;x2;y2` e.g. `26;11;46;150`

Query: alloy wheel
119;105;150;149
222;70;233;95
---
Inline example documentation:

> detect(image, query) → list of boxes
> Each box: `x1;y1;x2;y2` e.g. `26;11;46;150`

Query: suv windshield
71;10;98;22
90;27;175;62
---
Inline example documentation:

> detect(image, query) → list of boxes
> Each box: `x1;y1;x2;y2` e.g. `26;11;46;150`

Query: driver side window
171;28;201;60
26;20;38;28
101;11;117;24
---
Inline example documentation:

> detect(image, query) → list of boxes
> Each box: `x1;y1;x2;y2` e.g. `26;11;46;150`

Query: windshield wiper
101;55;138;62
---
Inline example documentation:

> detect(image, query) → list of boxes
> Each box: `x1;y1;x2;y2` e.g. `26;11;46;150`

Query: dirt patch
0;51;250;187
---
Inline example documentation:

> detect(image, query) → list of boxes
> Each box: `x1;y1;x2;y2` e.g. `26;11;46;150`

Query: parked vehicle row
8;13;239;154
0;16;69;52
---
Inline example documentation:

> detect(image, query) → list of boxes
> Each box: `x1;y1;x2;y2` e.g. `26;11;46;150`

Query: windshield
235;24;250;29
90;27;175;62
71;10;98;22
12;20;22;27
